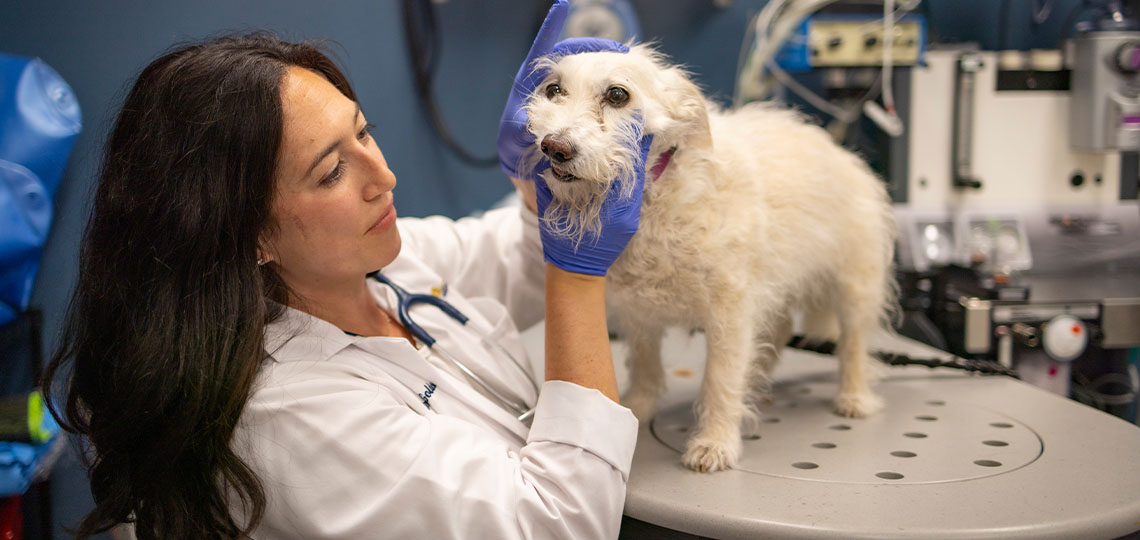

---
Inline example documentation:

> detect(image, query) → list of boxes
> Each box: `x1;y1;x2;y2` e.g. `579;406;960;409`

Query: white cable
882;0;895;114
767;62;861;122
736;0;838;107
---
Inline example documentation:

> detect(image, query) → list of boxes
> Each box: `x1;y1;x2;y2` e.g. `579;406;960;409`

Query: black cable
401;0;499;168
998;0;1012;50
786;335;1020;378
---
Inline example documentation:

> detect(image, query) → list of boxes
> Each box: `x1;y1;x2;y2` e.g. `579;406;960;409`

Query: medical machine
891;1;1140;420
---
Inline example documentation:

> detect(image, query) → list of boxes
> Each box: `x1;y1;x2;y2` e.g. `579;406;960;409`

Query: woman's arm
542;265;618;401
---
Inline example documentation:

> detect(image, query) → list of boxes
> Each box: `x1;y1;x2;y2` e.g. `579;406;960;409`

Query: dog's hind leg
833;274;886;418
752;311;792;388
682;302;757;472
619;317;666;424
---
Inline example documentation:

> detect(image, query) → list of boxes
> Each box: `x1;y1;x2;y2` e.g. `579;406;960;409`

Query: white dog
523;45;897;472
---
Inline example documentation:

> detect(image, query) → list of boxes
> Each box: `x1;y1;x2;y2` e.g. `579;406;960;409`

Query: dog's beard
525;119;643;247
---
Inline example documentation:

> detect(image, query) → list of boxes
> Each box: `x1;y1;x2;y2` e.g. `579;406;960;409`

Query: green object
0;391;54;444
26;391;51;444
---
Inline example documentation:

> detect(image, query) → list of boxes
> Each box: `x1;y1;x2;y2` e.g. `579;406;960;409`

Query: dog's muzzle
541;135;579;182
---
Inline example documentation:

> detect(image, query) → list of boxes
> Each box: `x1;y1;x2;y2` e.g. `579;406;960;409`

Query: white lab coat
231;205;639;539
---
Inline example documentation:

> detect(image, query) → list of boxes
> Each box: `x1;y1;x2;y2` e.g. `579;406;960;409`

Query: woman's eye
545;83;562;99
320;160;346;187
605;86;630;107
358;122;375;141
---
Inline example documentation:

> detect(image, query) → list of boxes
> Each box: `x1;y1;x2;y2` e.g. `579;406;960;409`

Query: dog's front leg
618;316;665;424
682;305;756;472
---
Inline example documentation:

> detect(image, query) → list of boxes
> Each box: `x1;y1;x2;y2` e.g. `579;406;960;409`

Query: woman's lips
368;204;397;234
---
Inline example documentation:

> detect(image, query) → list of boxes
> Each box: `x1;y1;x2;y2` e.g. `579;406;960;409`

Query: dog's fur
523;45;898;472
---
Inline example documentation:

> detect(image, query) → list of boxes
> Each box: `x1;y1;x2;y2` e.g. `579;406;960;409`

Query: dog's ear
640;47;712;151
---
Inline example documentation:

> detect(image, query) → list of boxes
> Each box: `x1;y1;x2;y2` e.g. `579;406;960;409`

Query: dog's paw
681;438;741;472
834;392;884;418
620;389;659;424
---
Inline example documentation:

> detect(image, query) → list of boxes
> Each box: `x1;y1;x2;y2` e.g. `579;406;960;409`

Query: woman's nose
362;146;396;200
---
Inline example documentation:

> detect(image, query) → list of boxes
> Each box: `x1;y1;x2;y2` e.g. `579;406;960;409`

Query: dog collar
649;147;677;182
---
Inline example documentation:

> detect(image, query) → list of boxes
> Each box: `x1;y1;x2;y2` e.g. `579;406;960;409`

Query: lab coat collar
262;279;404;364
261;284;532;443
263;303;358;364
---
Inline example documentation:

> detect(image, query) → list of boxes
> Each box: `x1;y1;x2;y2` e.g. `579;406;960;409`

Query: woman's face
264;67;400;295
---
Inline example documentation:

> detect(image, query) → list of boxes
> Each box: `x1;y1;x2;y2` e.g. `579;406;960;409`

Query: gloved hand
497;0;629;180
536;131;653;276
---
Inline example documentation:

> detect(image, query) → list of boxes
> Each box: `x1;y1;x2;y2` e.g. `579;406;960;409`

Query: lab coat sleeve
240;370;638;540
396;204;545;329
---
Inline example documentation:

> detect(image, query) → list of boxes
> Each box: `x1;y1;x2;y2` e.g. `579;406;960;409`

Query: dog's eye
605;86;630;107
545;83;563;99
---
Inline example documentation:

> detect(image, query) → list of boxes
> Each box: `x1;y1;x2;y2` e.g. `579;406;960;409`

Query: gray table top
523;324;1140;540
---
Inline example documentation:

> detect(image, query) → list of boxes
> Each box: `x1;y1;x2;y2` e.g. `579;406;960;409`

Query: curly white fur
526;45;899;472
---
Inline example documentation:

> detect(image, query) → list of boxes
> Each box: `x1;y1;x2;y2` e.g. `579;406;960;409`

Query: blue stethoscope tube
372;272;537;424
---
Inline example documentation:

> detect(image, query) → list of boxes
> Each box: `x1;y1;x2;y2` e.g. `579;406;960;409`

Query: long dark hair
41;33;357;540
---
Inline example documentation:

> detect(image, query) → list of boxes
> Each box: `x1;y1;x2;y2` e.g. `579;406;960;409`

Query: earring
257;257;267;267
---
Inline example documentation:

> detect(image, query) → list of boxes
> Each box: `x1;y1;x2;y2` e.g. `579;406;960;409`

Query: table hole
742;434;761;441
829;424;852;431
812;442;837;449
982;440;1008;447
792;462;819;470
974;459;1002;467
989;422;1014;428
876;472;904;480
916;415;938;421
903;432;928;438
891;451;917;458
762;417;781;424
926;400;946;406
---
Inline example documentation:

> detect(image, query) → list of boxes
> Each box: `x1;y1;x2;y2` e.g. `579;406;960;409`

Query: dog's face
522;45;711;241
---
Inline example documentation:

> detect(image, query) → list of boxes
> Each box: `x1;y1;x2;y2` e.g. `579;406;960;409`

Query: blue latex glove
497;0;629;180
537;131;653;276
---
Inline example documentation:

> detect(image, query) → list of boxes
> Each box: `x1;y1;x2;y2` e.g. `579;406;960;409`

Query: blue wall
0;0;1091;536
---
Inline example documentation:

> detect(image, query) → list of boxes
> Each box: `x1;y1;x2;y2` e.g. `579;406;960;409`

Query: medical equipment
560;0;640;43
1070;1;1140;152
371;272;539;424
889;2;1140;416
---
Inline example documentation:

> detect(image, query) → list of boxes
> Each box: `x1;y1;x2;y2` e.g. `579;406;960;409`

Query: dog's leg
619;318;666;423
682;304;756;472
834;282;885;418
753;311;792;386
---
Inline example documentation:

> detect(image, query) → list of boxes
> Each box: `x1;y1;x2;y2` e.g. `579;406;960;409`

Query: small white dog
523;45;897;472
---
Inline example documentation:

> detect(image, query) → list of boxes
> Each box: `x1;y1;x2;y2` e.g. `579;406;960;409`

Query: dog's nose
540;135;576;164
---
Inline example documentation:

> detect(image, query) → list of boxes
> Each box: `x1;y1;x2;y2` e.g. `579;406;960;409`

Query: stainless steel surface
952;52;983;189
1070;31;1140;152
963;296;992;353
1102;297;1140;348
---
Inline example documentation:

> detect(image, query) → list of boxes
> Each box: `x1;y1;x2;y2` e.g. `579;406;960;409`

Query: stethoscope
371;272;538;425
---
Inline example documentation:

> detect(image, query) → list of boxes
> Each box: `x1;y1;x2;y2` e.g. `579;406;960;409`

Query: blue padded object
0;54;80;325
0;54;81;197
0;437;60;497
0;161;51;325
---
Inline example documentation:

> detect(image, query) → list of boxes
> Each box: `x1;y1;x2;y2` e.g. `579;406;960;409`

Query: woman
43;2;652;538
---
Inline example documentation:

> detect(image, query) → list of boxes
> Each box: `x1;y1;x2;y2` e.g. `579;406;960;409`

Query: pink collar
649;147;676;182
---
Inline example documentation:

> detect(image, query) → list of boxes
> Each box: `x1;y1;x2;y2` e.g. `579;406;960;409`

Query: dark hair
41;33;357;540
